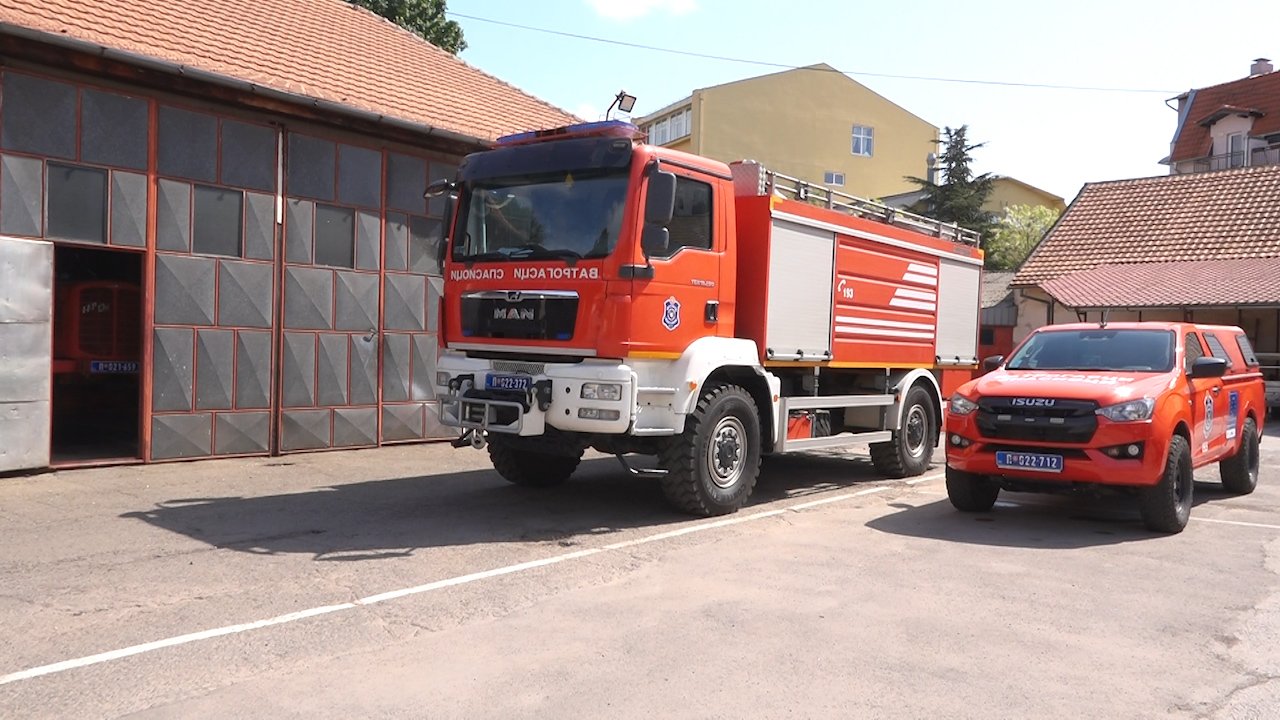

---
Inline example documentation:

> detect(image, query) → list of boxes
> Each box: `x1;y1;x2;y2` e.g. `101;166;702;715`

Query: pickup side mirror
982;355;1005;372
644;170;677;226
1189;356;1228;379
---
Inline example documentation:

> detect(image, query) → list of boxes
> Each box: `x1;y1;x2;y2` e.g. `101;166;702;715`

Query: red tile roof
1040;258;1280;309
0;0;579;143
1012;165;1280;287
1170;69;1280;163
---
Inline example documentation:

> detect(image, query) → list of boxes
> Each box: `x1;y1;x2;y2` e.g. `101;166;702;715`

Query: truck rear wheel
1140;434;1193;533
487;436;583;488
1219;417;1260;495
870;384;936;478
945;466;999;512
659;384;761;516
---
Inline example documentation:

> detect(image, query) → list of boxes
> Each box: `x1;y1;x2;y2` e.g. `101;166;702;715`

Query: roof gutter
0;23;490;151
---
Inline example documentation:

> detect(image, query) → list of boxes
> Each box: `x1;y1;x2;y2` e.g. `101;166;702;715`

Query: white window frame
823;171;845;186
1227;132;1246;168
851;125;874;157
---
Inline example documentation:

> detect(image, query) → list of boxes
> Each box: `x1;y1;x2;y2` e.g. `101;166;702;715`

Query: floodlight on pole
606;90;637;119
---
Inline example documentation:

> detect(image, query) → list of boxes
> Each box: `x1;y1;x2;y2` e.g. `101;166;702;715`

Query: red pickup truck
945;322;1266;533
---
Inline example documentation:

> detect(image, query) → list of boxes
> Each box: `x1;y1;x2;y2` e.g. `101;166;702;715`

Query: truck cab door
1185;332;1225;461
630;168;724;357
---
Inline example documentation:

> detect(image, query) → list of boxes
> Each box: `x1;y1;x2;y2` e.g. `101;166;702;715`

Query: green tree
905;125;995;245
985;204;1061;271
350;0;467;54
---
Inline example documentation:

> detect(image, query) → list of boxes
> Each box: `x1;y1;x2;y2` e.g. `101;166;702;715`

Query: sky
444;0;1273;204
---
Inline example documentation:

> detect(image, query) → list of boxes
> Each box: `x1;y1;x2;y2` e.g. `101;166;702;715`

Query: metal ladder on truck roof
728;160;982;247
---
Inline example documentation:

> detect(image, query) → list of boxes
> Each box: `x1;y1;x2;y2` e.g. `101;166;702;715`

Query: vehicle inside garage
51;244;143;464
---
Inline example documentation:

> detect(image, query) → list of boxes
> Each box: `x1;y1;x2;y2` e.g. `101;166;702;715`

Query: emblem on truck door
662;296;681;331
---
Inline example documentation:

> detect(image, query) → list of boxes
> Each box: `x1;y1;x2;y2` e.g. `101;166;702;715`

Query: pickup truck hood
968;370;1177;406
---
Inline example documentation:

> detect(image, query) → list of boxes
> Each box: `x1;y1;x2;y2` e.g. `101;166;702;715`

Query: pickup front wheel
945;466;999;512
1139;434;1193;533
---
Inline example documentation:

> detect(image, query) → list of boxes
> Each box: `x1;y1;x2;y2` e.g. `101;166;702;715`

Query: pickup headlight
1096;398;1155;422
581;383;623;401
949;394;978;416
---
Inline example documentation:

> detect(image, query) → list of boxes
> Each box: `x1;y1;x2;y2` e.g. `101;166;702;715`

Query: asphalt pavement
2;427;1279;719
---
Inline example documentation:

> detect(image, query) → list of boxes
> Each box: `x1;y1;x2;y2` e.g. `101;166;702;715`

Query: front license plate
486;374;532;391
995;451;1064;473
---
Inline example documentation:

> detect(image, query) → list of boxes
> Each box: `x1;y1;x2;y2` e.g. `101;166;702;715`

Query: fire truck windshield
453;170;629;263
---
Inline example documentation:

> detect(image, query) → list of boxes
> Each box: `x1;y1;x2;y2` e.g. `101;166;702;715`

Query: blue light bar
496;120;645;146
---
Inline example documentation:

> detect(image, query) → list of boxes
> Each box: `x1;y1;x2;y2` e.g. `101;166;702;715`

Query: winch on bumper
438;355;636;436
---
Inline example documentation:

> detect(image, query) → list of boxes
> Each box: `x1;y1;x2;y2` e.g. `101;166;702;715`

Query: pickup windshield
453;170;629;262
1005;329;1176;372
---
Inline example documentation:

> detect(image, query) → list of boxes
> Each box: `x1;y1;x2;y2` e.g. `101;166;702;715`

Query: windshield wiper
509;245;582;265
460;251;514;265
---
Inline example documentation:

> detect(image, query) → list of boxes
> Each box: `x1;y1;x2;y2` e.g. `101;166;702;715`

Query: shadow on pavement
868;478;1237;549
121;451;906;560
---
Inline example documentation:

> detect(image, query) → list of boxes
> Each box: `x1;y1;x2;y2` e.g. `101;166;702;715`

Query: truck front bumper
437;353;636;437
944;412;1171;488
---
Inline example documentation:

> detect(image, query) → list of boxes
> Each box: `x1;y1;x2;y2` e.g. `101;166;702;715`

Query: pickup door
1185;331;1228;462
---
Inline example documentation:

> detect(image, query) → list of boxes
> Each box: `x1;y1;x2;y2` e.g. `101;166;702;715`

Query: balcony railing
1176;146;1280;173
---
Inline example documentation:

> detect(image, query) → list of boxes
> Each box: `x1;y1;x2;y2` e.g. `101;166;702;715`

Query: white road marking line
1191;517;1280;531
0;472;941;687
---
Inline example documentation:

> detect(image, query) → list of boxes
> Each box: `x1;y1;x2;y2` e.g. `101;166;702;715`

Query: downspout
1018;287;1055;325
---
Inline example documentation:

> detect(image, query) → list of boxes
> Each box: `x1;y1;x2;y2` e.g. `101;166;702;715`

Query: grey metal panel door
0;235;52;472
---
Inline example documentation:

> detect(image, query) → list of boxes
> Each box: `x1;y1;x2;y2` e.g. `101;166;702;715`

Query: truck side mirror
1190;356;1227;379
644;170;677;226
641;225;670;257
424;178;455;198
982;355;1004;372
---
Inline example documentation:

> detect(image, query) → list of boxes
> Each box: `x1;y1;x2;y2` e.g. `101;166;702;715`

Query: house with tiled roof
1163;58;1280;174
0;0;579;472
1009;165;1280;409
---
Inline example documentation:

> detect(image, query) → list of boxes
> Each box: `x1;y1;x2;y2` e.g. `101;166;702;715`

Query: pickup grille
975;398;1098;443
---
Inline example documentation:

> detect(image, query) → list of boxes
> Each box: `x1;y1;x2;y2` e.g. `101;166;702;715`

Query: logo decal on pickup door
1010;398;1056;407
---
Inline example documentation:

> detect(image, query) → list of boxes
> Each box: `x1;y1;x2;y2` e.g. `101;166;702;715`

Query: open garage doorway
51;245;143;464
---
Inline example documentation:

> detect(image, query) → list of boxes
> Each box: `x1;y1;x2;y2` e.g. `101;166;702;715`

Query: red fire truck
432;121;984;516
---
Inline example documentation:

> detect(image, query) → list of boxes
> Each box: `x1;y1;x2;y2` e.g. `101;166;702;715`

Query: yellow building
985;177;1066;215
635;64;938;199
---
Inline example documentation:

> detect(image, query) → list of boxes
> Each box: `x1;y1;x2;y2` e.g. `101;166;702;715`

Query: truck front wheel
487;436;583;488
870;384;936;478
945;466;999;512
1219;417;1260;495
659;384;762;516
1139;434;1193;533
